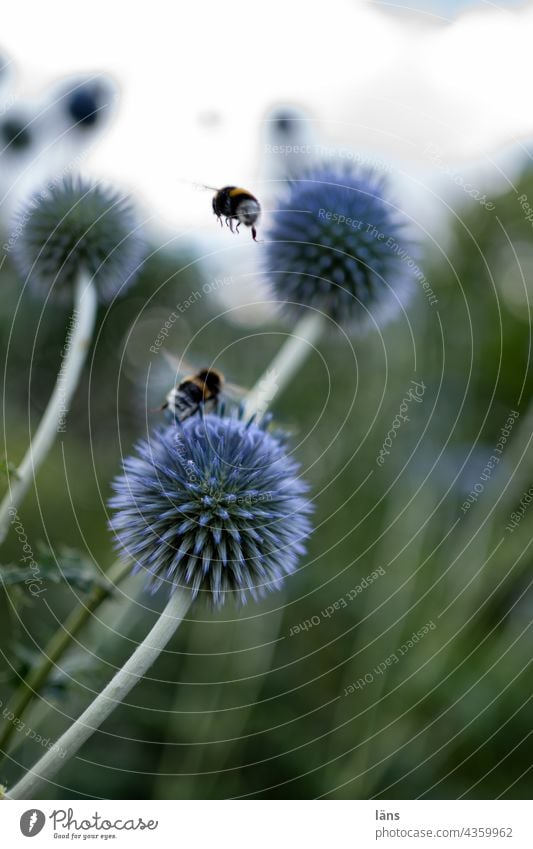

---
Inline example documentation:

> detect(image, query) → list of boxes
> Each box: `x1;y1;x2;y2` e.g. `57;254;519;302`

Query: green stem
0;558;131;756
0;272;98;546
243;312;325;420
5;310;324;798
7;588;191;800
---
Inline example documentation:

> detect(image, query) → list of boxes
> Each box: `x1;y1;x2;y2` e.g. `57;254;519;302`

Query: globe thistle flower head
66;83;107;129
1;113;33;153
264;165;415;328
13;175;145;302
60;76;115;130
109;412;313;607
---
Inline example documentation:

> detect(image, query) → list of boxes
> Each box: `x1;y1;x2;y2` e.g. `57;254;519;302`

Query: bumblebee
162;368;224;422
212;186;261;241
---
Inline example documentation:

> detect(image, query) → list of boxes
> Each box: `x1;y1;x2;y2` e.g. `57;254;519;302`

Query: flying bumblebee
160;356;245;423
178;179;262;241
211;186;261;241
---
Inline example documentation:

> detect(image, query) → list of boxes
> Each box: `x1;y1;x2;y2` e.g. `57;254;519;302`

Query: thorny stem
243;311;325;421
7;589;191;799
0;558;131;756
5;309;325;799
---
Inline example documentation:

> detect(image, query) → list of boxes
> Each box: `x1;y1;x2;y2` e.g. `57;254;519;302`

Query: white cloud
1;0;531;230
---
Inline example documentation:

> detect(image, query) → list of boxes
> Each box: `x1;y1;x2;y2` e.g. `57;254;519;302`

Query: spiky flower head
13;175;145;302
264;165;414;327
65;81;111;129
1;113;32;152
108;413;313;606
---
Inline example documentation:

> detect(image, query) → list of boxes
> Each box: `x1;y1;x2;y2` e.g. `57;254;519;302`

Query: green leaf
35;544;110;593
0;545;109;595
0;457;19;480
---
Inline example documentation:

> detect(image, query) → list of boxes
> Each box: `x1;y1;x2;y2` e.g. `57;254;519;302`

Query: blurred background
1;0;533;800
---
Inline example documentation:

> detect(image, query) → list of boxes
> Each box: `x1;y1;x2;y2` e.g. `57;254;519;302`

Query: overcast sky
1;0;532;231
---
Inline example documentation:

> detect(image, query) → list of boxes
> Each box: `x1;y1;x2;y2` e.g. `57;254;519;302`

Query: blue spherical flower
67;87;102;128
108;413;313;606
13;176;145;302
1;113;33;152
264;166;414;327
63;79;113;129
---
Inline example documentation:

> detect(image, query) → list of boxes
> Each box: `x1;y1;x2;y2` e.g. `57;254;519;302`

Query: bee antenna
176;178;219;192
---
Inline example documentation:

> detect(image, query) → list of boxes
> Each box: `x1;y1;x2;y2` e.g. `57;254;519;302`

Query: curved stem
8;588;191;800
0;558;131;757
0;271;98;546
5;309;324;799
243;312;325;421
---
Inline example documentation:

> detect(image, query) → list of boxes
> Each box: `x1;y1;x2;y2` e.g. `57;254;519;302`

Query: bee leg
252;226;258;241
228;217;235;233
235;221;241;233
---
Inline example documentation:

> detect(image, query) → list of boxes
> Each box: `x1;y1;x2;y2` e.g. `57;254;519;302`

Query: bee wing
176;178;219;193
223;379;248;401
161;350;197;382
162;350;248;400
